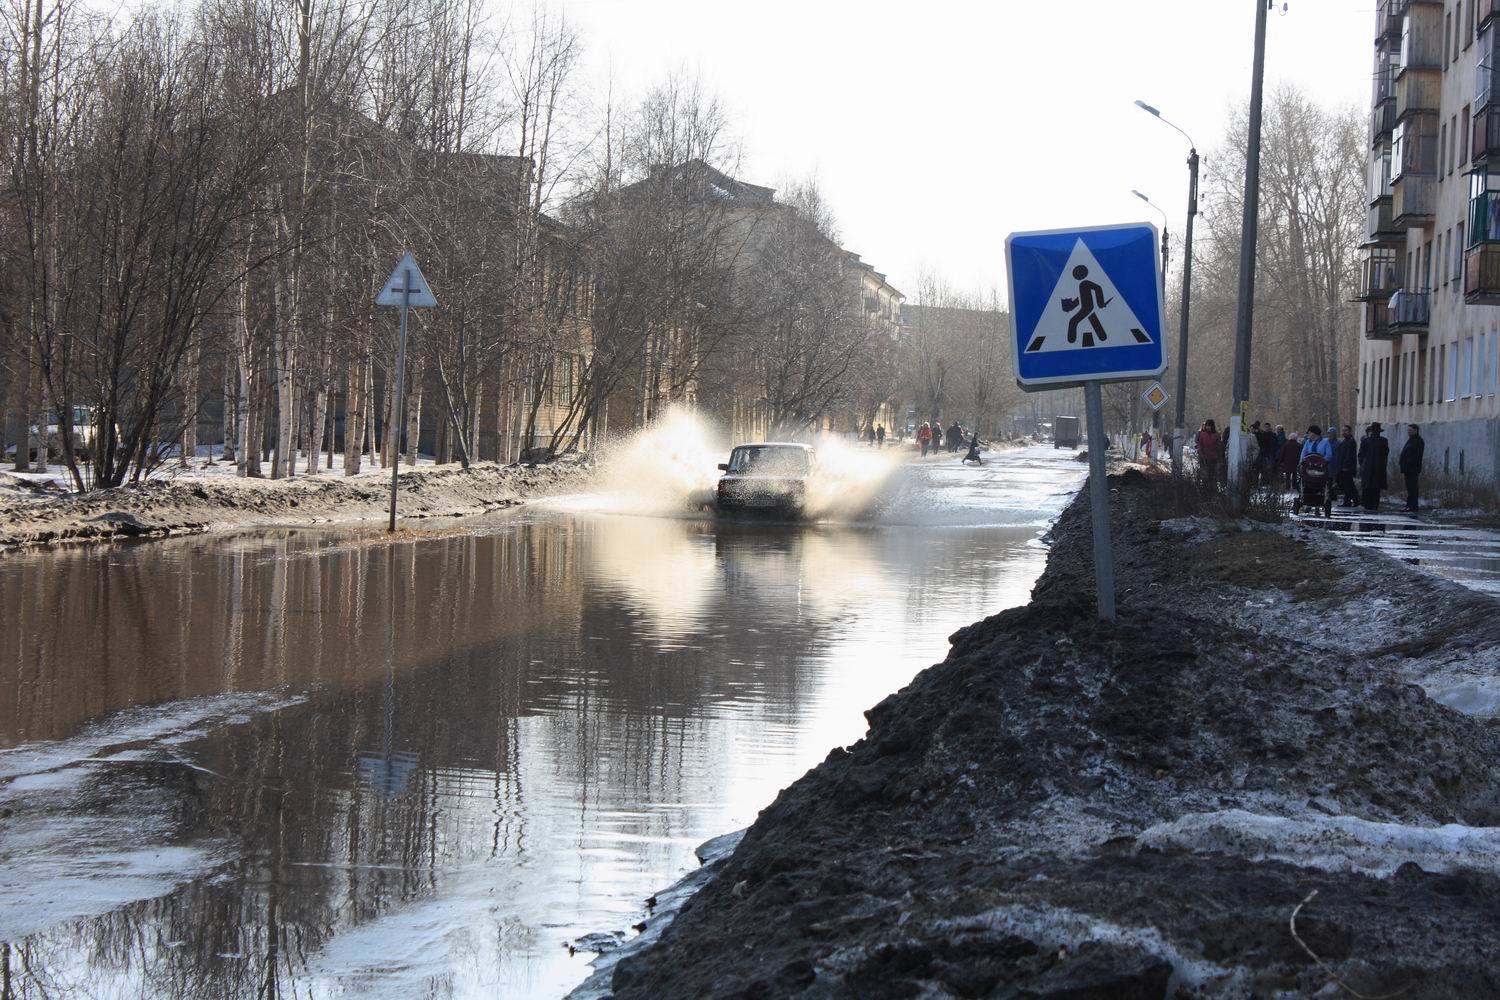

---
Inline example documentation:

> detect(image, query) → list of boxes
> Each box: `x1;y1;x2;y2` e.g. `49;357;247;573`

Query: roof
732;442;815;451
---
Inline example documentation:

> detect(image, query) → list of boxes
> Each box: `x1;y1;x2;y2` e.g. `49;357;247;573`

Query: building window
1463;104;1473;165
1457;223;1466;279
1441;121;1449;177
1452;114;1459;174
1464;336;1476;396
1447;343;1458;400
1469;0;1477;46
1447;11;1454;63
1480;331;1489;396
1417;348;1427;403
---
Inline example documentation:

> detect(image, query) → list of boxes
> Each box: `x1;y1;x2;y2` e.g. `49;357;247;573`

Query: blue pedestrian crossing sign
1005;223;1167;390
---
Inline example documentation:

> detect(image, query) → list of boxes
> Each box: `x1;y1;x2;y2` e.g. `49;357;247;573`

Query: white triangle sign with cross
375;251;437;308
1021;240;1153;355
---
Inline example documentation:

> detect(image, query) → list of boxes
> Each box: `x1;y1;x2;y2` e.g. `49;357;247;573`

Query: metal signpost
375;252;437;532
1006;223;1167;621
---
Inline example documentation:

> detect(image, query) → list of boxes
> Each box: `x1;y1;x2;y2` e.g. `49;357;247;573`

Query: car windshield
729;446;809;476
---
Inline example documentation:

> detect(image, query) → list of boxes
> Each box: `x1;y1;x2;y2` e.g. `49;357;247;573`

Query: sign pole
1084;382;1116;622
388;265;410;533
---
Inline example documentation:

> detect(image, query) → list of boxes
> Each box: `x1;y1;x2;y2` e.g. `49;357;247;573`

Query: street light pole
1177;149;1199;476
1134;99;1200;477
1228;0;1271;502
1131;190;1170;299
1132;189;1171;460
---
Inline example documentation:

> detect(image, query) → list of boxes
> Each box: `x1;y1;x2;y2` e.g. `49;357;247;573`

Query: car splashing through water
589;408;900;520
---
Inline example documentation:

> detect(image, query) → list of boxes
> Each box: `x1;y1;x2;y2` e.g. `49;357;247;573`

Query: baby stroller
1292;453;1333;518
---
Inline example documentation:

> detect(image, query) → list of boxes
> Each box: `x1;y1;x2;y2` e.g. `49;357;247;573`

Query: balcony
1387;288;1430;335
1368;198;1404;242
1479;51;1500;110
1364;299;1392;340
1480;0;1500;32
1395;69;1439;121
1377;0;1405;40
1398;12;1444;73
1475;108;1500;162
1372;96;1398;143
1392;172;1436;225
1465;243;1500;303
1358;248;1402;300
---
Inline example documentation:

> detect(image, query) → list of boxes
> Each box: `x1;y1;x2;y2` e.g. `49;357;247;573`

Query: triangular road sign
375;251;437;308
1022;240;1152;355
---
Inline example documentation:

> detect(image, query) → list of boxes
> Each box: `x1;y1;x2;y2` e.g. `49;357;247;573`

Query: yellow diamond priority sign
1142;381;1169;412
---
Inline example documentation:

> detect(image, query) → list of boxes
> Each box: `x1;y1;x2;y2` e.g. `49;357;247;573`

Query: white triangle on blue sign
1021;240;1152;355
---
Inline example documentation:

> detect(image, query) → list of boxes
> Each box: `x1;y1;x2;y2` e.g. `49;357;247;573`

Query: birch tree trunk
404;380;422;466
343;357;364;475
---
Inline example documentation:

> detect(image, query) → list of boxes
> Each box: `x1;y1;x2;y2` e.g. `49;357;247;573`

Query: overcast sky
563;0;1373;302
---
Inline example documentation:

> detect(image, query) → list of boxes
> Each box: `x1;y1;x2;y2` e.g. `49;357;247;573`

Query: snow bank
1138;808;1500;877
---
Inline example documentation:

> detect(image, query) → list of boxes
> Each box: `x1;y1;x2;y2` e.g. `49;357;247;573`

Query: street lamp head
1134;99;1161;117
1131;189;1150;203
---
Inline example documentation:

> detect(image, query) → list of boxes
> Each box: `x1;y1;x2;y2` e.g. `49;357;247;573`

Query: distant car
716;443;814;514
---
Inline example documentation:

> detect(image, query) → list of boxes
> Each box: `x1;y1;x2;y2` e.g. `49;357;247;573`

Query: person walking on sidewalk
917;422;931;457
1400;423;1425;512
1195;419;1222;484
1333;425;1359;507
1358;422;1390;511
876;424;885;449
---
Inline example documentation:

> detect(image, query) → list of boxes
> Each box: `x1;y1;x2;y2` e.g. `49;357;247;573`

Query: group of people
863;424;888;448
1194;417;1427;512
915;421;968;458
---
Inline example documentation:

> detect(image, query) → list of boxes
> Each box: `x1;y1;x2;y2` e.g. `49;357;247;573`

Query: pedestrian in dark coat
962;431;982;464
1277;433;1300;491
1333;425;1359;507
1358;422;1390;511
1399;423;1425;512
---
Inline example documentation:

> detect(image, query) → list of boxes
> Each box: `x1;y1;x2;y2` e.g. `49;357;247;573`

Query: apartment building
1362;0;1500;481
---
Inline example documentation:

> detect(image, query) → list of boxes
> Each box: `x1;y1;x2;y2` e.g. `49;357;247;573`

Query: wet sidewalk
1298;503;1500;596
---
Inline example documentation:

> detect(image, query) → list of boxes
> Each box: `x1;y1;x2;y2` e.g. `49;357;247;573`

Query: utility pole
1133;101;1200;476
1228;0;1270;502
1174;147;1199;477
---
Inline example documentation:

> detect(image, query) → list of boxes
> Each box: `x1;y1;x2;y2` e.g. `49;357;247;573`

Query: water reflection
0;453;1079;998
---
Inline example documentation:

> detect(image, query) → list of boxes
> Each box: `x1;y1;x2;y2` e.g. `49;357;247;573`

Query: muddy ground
607;470;1500;999
0;458;589;549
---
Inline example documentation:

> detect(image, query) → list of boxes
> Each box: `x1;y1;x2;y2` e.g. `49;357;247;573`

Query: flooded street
0;447;1083;999
1315;508;1500;597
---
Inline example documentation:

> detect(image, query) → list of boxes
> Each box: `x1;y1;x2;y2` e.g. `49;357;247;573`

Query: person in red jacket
917;422;932;457
1195;419;1222;484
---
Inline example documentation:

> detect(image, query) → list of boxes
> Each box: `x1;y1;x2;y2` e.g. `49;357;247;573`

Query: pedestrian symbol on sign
1024;240;1154;355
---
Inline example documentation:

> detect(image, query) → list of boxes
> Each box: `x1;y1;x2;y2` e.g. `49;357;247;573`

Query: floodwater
0;447;1084;999
1316;507;1500;596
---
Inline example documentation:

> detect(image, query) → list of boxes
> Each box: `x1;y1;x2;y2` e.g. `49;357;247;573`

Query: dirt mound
0;458;588;550
609;471;1500;998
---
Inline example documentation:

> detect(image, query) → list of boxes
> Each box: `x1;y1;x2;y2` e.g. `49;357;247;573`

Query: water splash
582;408;902;520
